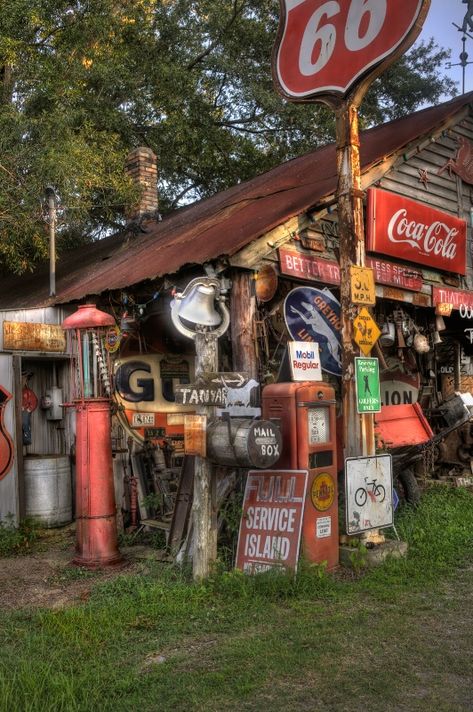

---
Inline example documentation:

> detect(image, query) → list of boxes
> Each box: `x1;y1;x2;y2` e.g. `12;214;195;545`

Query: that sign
235;470;308;574
279;248;340;285
284;286;342;376
366;188;467;275
433;286;473;310
366;257;423;292
288;341;322;381
3;322;66;352
131;412;155;428
345;454;393;534
355;358;381;413
353;308;381;356
175;381;227;406
272;0;427;102
350;265;375;305
184;415;207;457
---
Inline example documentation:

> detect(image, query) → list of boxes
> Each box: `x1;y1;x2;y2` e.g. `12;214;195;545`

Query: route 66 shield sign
272;0;429;103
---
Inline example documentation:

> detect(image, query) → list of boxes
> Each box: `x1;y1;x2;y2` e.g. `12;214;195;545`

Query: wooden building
1;92;473;536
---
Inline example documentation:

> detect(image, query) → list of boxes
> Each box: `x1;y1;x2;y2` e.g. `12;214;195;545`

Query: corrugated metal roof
1;92;471;310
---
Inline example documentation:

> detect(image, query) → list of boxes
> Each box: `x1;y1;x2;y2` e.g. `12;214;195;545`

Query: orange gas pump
262;382;339;569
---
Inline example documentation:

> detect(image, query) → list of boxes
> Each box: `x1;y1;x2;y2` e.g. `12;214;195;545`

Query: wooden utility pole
336;102;375;458
192;331;218;580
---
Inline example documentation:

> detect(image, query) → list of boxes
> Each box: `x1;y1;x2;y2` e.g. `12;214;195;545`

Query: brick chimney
125;147;158;221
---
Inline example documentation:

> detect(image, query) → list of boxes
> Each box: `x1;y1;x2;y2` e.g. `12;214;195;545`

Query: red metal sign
366;257;423;292
279;248;340;284
235;470;308;574
432;286;473;310
367;188;467;275
273;0;427;102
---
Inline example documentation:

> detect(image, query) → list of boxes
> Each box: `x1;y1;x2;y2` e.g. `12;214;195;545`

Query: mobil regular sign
367;188;467;275
272;0;428;102
235;470;308;574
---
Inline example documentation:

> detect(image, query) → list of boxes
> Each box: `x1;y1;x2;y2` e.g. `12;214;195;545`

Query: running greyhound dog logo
284;287;342;377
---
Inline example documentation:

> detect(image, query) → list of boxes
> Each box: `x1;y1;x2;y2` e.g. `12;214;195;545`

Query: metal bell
178;284;222;326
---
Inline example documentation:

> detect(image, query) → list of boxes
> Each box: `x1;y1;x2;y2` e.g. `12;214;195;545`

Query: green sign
355;357;381;414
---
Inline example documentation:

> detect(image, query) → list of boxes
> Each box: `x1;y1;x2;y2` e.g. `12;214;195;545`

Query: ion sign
273;0;429;102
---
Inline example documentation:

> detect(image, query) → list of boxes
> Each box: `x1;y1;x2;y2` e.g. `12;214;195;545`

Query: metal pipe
45;187;56;298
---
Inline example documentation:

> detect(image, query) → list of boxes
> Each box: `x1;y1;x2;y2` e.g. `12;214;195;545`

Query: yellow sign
3;322;66;352
350;266;376;306
311;473;335;512
353;308;381;356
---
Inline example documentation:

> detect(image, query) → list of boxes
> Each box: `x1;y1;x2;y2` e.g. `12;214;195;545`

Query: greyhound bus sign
284;287;342;376
272;0;429;103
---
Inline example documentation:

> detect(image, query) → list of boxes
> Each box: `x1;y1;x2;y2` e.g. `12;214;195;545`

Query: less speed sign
273;0;429;102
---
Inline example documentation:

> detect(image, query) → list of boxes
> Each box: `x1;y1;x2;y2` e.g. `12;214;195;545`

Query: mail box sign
273;0;426;101
366;188;467;275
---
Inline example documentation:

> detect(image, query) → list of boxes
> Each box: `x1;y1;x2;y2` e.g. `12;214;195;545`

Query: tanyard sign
284;287;342;376
272;0;428;102
288;341;322;381
367;188;467;275
235;470;308;574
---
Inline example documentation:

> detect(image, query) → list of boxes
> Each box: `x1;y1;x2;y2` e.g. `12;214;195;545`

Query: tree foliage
0;0;457;273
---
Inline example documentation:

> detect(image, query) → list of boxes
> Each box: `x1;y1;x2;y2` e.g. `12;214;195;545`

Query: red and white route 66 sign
273;0;429;102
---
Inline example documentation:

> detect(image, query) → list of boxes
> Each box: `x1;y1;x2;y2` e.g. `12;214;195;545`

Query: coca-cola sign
366;188;466;275
272;0;429;102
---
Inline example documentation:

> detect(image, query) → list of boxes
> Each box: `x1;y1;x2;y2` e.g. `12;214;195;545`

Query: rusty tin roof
1;92;471;310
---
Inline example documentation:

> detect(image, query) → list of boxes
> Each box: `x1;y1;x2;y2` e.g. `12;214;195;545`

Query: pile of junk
374;306;473;504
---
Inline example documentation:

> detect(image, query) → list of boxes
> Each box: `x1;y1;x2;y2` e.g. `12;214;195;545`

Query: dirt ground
0;526;157;610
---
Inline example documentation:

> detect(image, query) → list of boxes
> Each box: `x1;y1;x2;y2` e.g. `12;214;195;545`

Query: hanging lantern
62;304;123;568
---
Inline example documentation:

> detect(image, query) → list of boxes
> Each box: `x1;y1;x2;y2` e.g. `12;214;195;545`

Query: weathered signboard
3;322;66;352
350;265;375;306
366;257;423;292
345;454;393;534
367;188;467;275
184;414;207;457
432;286;473;310
175;371;252;409
235;470;308;574
272;0;428;102
279;248;340;285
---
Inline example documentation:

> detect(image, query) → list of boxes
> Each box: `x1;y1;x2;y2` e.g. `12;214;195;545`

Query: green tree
0;0;456;274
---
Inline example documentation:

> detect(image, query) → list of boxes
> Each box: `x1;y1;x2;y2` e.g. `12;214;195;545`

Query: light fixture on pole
62;304;123;568
170;276;230;580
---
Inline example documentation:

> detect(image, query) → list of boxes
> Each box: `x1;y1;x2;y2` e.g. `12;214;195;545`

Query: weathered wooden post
171;277;230;579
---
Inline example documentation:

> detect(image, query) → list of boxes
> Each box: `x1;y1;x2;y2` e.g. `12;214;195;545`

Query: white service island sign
288;341;322;381
345;455;393;535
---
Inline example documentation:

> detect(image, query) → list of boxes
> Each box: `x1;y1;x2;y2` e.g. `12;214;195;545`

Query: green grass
0;516;38;557
1;485;473;711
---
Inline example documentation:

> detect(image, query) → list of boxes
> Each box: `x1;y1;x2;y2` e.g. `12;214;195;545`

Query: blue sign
284;287;342;377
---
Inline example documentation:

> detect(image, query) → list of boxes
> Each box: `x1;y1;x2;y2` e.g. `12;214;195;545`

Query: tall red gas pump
262;382;339;569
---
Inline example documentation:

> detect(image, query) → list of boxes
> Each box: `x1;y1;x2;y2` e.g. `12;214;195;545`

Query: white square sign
288;341;322;381
345;454;393;535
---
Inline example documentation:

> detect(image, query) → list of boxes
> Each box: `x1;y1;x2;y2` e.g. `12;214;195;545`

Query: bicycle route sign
345;454;393;534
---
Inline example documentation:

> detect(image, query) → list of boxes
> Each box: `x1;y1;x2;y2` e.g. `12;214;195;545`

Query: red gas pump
262;382;339;569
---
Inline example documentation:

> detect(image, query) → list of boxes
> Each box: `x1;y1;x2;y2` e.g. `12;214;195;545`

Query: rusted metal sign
366;257;423;292
3;321;66;352
279;247;340;285
272;0;429;103
350;265;375;306
432;286;473;310
235;470;308;574
184;415;207;457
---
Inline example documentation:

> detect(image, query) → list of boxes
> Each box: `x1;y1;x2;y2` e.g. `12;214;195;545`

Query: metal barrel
24;455;72;527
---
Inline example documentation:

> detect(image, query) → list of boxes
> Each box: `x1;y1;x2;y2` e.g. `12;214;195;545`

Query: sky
416;0;472;95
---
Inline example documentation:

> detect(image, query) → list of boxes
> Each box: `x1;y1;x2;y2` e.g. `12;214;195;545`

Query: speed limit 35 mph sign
273;0;429;103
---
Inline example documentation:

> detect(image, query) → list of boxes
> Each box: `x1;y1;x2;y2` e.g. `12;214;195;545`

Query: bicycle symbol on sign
354;478;386;508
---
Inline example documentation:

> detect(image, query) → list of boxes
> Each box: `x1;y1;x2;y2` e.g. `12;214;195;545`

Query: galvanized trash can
24;455;72;527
